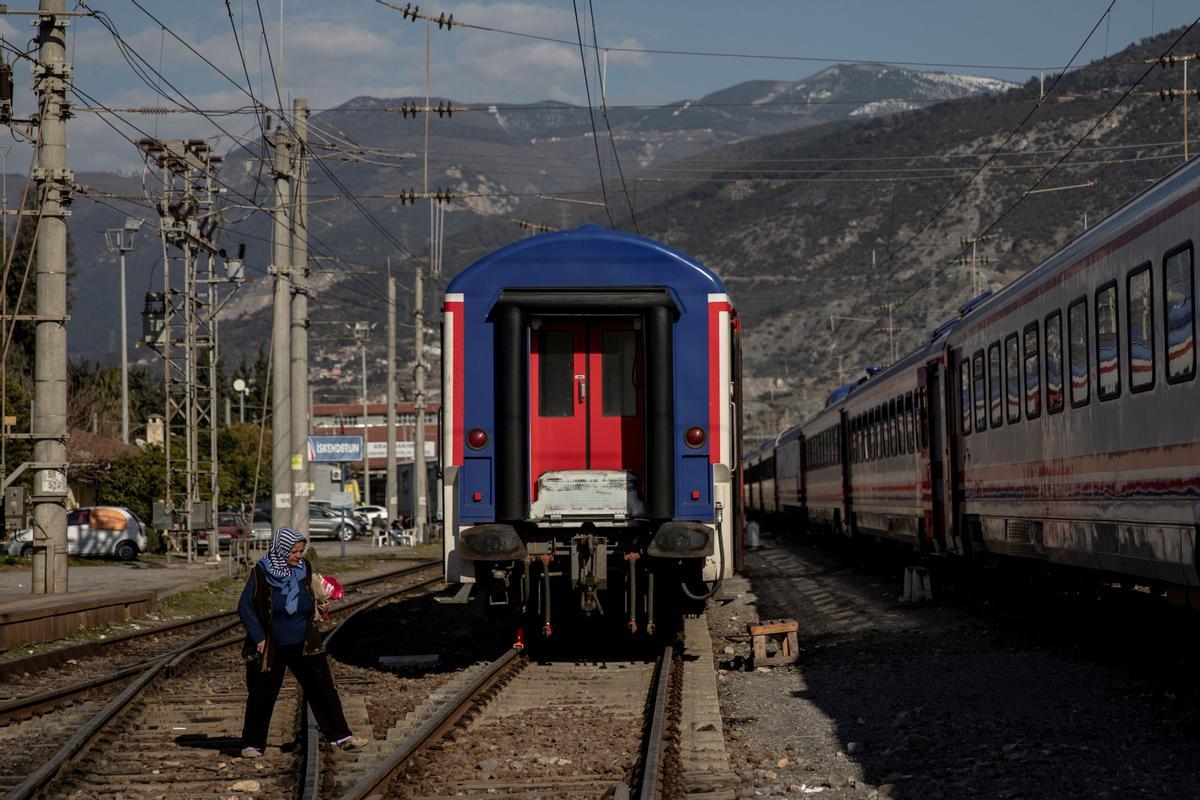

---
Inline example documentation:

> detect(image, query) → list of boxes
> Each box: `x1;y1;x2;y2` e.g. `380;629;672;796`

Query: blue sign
307;435;363;462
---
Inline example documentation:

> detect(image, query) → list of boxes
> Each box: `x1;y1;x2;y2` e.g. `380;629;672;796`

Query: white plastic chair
391;528;416;547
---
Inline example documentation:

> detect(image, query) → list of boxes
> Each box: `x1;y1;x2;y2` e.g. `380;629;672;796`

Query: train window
1127;264;1154;392
1004;333;1021;424
1164;242;1195;383
1023;322;1041;419
873;406;881;460
973;350;986;432
905;392;915;453
893;398;902;455
960;355;971;435
891;400;899;456
988;342;1003;428
887;399;896;457
1095;282;1120;400
1046;311;1064;412
539;330;575;417
600;330;639;416
1068;298;1090;407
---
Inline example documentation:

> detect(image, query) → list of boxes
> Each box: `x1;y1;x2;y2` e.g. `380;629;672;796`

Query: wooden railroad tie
748;618;799;667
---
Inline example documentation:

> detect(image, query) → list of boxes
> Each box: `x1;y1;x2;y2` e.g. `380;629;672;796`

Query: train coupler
513;627;525;651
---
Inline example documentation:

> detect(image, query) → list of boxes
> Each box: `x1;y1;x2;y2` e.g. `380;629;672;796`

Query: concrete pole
118;249;129;444
360;333;370;506
270;127;293;532
206;253;220;563
386;273;398;525
413;263;427;537
289;99;310;537
31;0;70;593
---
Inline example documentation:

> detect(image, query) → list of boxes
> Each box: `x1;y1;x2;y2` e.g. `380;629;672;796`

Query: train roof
946;155;1200;344
447;225;728;299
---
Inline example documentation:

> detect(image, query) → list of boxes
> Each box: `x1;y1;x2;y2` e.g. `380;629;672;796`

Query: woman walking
237;527;366;758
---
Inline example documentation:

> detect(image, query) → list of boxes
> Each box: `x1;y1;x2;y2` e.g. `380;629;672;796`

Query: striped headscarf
258;527;308;614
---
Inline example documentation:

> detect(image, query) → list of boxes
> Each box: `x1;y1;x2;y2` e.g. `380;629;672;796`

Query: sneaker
336;736;369;752
240;746;263;759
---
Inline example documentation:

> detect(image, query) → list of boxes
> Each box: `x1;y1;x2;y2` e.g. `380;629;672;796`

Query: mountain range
59;22;1200;441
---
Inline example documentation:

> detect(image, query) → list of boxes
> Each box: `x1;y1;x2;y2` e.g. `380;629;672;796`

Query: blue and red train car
441;226;742;636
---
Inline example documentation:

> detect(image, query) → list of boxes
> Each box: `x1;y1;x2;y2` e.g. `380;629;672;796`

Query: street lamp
232;377;252;423
103;217;144;444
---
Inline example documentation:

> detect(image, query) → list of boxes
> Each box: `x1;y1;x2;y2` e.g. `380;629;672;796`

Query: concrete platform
0;589;155;650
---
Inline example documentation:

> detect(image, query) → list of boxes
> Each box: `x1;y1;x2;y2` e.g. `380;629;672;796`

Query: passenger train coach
746;155;1200;596
441;225;743;638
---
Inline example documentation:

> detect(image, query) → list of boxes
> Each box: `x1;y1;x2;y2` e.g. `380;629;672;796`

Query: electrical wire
892;14;1200;313
587;0;639;233
881;0;1118;276
570;0;615;229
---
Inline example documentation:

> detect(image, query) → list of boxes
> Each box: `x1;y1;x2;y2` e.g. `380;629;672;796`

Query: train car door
918;363;946;552
529;318;644;498
838;410;853;536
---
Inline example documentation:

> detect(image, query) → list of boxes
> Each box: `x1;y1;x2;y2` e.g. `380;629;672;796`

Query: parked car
250;507;364;542
196;511;249;554
356;505;388;527
6;506;148;561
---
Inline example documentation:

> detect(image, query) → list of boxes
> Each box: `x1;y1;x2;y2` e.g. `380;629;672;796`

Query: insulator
403;3;419;21
437;12;453;29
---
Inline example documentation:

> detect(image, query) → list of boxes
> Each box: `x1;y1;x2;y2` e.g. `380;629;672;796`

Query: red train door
529;318;644;498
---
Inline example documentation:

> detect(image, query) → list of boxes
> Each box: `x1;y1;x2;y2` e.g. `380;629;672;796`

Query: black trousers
241;644;352;750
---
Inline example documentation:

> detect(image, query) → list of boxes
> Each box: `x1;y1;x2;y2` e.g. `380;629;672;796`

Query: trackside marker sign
307;435;363;462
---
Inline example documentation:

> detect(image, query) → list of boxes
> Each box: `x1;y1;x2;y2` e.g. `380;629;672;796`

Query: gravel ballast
707;535;1200;799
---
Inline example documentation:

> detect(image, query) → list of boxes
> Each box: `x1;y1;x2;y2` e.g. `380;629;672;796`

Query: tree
216;421;271;509
97;445;165;523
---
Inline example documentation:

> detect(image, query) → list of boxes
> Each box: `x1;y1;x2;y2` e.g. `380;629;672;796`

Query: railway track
4;571;726;800
0;560;443;799
337;643;679;800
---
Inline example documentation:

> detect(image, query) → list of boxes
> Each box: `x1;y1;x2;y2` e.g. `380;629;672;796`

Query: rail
3;562;443;800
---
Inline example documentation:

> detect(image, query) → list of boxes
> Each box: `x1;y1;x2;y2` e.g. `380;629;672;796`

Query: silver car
250;507;364;542
7;506;148;561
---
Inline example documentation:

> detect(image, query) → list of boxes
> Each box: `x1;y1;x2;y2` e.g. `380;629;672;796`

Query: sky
0;0;1196;171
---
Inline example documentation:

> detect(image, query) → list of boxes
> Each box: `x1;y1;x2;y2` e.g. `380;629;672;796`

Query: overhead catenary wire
113;0;428;278
569;0;616;229
892;14;1200;315
586;0;640;234
370;0;1075;73
880;0;1118;276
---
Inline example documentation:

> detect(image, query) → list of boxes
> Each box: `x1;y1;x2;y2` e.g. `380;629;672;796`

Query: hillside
61;63;1012;384
585;25;1200;436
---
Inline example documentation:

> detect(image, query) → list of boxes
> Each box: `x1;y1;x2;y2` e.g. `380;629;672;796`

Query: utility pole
879;302;904;364
138;138;227;562
289;99;310;537
352;322;373;506
1144;53;1198;161
413;262;427;537
271;126;293;532
30;0;71;592
102;218;143;444
385;270;398;525
959;235;994;296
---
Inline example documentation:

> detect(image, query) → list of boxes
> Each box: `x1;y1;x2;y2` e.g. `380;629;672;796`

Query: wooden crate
748;618;799;666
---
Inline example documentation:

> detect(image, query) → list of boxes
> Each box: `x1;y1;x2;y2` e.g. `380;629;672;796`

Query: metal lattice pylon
138;139;226;557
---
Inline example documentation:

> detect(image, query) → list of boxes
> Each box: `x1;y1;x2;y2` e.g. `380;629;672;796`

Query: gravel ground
708;534;1200;800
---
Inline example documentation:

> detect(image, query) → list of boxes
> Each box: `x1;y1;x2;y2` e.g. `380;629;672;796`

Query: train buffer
748;618;799;667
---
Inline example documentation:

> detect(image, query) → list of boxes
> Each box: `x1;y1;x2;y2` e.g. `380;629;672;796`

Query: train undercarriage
460;521;720;643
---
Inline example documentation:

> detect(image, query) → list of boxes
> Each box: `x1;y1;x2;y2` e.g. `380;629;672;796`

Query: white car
7;506;149;561
355;505;388;527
